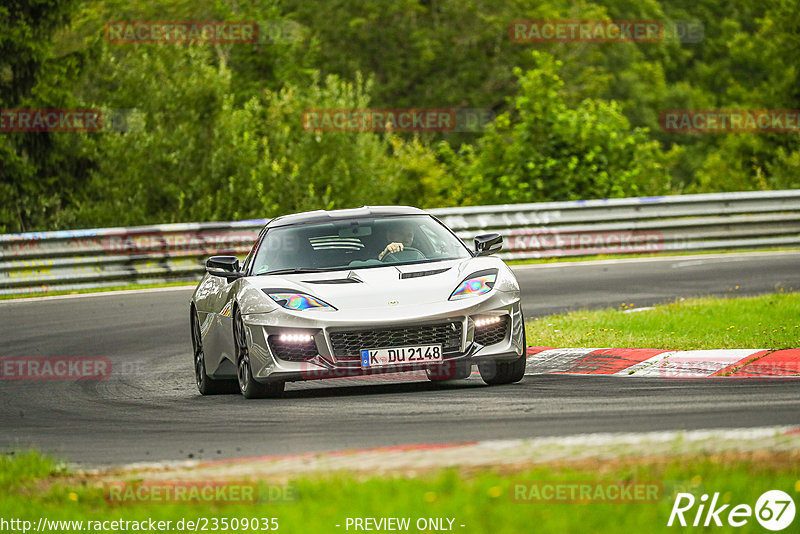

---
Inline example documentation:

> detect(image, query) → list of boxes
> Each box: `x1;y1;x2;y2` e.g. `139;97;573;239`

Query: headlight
265;292;336;311
473;315;502;328
277;333;314;343
449;269;498;300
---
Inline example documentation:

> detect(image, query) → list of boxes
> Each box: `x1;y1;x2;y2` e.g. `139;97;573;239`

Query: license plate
360;345;442;368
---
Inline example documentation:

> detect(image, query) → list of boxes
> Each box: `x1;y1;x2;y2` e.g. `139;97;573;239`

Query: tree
0;0;90;232
444;52;672;205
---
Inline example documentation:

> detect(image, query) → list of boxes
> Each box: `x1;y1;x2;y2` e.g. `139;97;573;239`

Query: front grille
330;322;463;359
474;316;509;347
268;337;318;362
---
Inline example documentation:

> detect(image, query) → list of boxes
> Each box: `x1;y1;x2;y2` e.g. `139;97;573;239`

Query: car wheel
233;308;284;399
192;308;237;395
478;324;527;385
426;360;472;381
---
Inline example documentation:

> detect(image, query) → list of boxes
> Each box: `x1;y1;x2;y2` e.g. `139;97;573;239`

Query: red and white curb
525;347;800;378
97;426;800;481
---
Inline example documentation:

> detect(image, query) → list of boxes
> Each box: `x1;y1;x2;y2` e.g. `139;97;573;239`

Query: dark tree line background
1;0;798;233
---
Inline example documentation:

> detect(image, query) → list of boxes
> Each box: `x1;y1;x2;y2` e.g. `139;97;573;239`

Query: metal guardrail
1;190;799;295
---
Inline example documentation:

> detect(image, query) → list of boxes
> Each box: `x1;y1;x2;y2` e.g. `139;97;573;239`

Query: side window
241;228;266;275
419;225;447;255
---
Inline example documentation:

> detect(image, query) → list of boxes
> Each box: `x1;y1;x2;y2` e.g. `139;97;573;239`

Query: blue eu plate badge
361;349;370;367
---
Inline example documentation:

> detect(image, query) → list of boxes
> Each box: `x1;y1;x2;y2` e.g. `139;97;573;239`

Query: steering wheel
381;247;426;263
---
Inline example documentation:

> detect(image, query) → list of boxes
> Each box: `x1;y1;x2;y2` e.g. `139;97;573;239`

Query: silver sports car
190;206;526;398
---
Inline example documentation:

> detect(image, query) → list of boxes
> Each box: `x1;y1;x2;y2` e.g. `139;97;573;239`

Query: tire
191;308;238;395
234;308;285;399
478;323;527;385
426;360;472;381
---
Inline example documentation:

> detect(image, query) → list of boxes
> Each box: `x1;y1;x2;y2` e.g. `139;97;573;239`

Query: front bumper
242;297;524;383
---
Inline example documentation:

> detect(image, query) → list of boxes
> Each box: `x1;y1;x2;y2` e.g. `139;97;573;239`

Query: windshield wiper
257;267;332;276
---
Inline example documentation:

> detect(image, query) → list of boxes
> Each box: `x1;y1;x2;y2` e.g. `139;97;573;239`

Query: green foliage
72;41;446;225
0;451;60;490
2;0;799;232
659;0;800;191
72;45;224;226
446;52;671;205
0;0;91;233
193;73;413;220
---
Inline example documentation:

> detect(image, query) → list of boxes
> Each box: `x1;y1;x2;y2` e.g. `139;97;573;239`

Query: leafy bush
443;52;671;206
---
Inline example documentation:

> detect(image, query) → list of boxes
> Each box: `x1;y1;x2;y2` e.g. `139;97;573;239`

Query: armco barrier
1;190;799;295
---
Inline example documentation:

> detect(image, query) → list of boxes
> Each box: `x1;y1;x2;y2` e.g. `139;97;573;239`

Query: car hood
245;257;507;312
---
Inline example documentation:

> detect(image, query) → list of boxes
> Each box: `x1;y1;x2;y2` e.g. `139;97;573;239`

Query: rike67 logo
668;490;795;531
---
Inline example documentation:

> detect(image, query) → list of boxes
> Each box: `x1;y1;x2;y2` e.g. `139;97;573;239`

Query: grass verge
1;450;798;533
505;247;800;265
0;281;196;301
525;293;800;350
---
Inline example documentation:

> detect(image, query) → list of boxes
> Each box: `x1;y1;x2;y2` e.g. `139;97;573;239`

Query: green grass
1;451;798;533
505;246;800;265
526;292;800;350
0;451;63;489
0;280;196;301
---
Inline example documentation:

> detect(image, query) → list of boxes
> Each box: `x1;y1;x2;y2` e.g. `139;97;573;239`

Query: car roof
266;206;428;228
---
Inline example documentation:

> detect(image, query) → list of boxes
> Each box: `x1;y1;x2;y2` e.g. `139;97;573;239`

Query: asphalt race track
1;251;799;466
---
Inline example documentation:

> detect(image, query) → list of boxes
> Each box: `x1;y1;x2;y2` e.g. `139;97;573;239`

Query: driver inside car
378;222;417;261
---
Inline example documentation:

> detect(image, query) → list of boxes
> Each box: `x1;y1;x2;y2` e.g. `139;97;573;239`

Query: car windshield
252;215;471;275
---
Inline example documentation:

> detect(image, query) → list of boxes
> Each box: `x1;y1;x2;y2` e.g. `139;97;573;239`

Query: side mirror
206;256;244;282
474;233;503;256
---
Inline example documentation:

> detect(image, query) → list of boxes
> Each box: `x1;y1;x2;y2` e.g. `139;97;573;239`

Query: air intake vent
268;336;318;362
304;278;361;284
474;316;509;347
305;271;363;284
400;267;450;279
